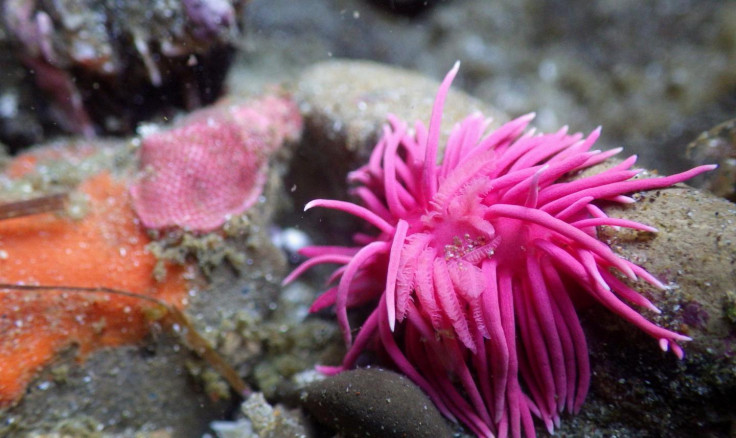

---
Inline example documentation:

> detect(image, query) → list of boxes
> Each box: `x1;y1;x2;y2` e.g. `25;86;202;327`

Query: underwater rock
1;334;229;437
296;60;506;163
130;96;302;232
290;60;736;437
291;59;506;241
568;175;736;437
686;118;736;202
211;392;314;438
300;368;454;438
0;91;301;435
0;0;245;148
0;140;231;435
241;392;312;438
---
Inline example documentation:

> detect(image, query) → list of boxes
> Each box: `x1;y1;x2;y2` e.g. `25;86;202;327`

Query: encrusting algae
0;169;192;407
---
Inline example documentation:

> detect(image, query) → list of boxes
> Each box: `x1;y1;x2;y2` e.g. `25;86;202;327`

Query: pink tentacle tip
316;365;345;376
672;343;685;360
304;200;320;211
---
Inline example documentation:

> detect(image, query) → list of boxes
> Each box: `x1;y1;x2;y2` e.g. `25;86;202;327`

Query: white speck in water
538;59;559;83
0;92;18;117
272;228;311;254
136;123;161;137
210;419;254;437
353;10;360;19
0;250;8;260
37;381;51;391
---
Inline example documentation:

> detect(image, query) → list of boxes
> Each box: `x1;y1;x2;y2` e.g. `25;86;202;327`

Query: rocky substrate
0;59;734;438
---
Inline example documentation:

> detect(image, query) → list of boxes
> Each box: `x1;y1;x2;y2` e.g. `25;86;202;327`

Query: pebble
299;368;454;438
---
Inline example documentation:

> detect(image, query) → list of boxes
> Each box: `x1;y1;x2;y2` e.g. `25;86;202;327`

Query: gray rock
686;119;736;202
299;368;454;438
296;59;506;161
288;59;506;240
211;392;313;438
1;335;229;438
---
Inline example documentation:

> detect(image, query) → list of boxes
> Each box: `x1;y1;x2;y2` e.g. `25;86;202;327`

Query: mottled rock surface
1;335;230;437
288;59;506;241
687;119;736;202
566;180;736;437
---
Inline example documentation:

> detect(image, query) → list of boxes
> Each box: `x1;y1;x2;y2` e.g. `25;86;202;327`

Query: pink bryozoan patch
131;96;302;232
283;63;715;438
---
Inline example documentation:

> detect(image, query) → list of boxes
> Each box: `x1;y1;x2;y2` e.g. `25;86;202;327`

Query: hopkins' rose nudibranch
283;62;715;438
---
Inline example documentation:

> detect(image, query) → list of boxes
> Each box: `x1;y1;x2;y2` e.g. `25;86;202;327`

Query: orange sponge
0;171;190;407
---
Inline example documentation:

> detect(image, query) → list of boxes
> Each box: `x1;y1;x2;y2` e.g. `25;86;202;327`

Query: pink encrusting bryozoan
130;95;302;232
283;62;715;438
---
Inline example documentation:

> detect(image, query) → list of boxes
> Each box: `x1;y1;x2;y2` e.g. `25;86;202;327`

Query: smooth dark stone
300;368;454;438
